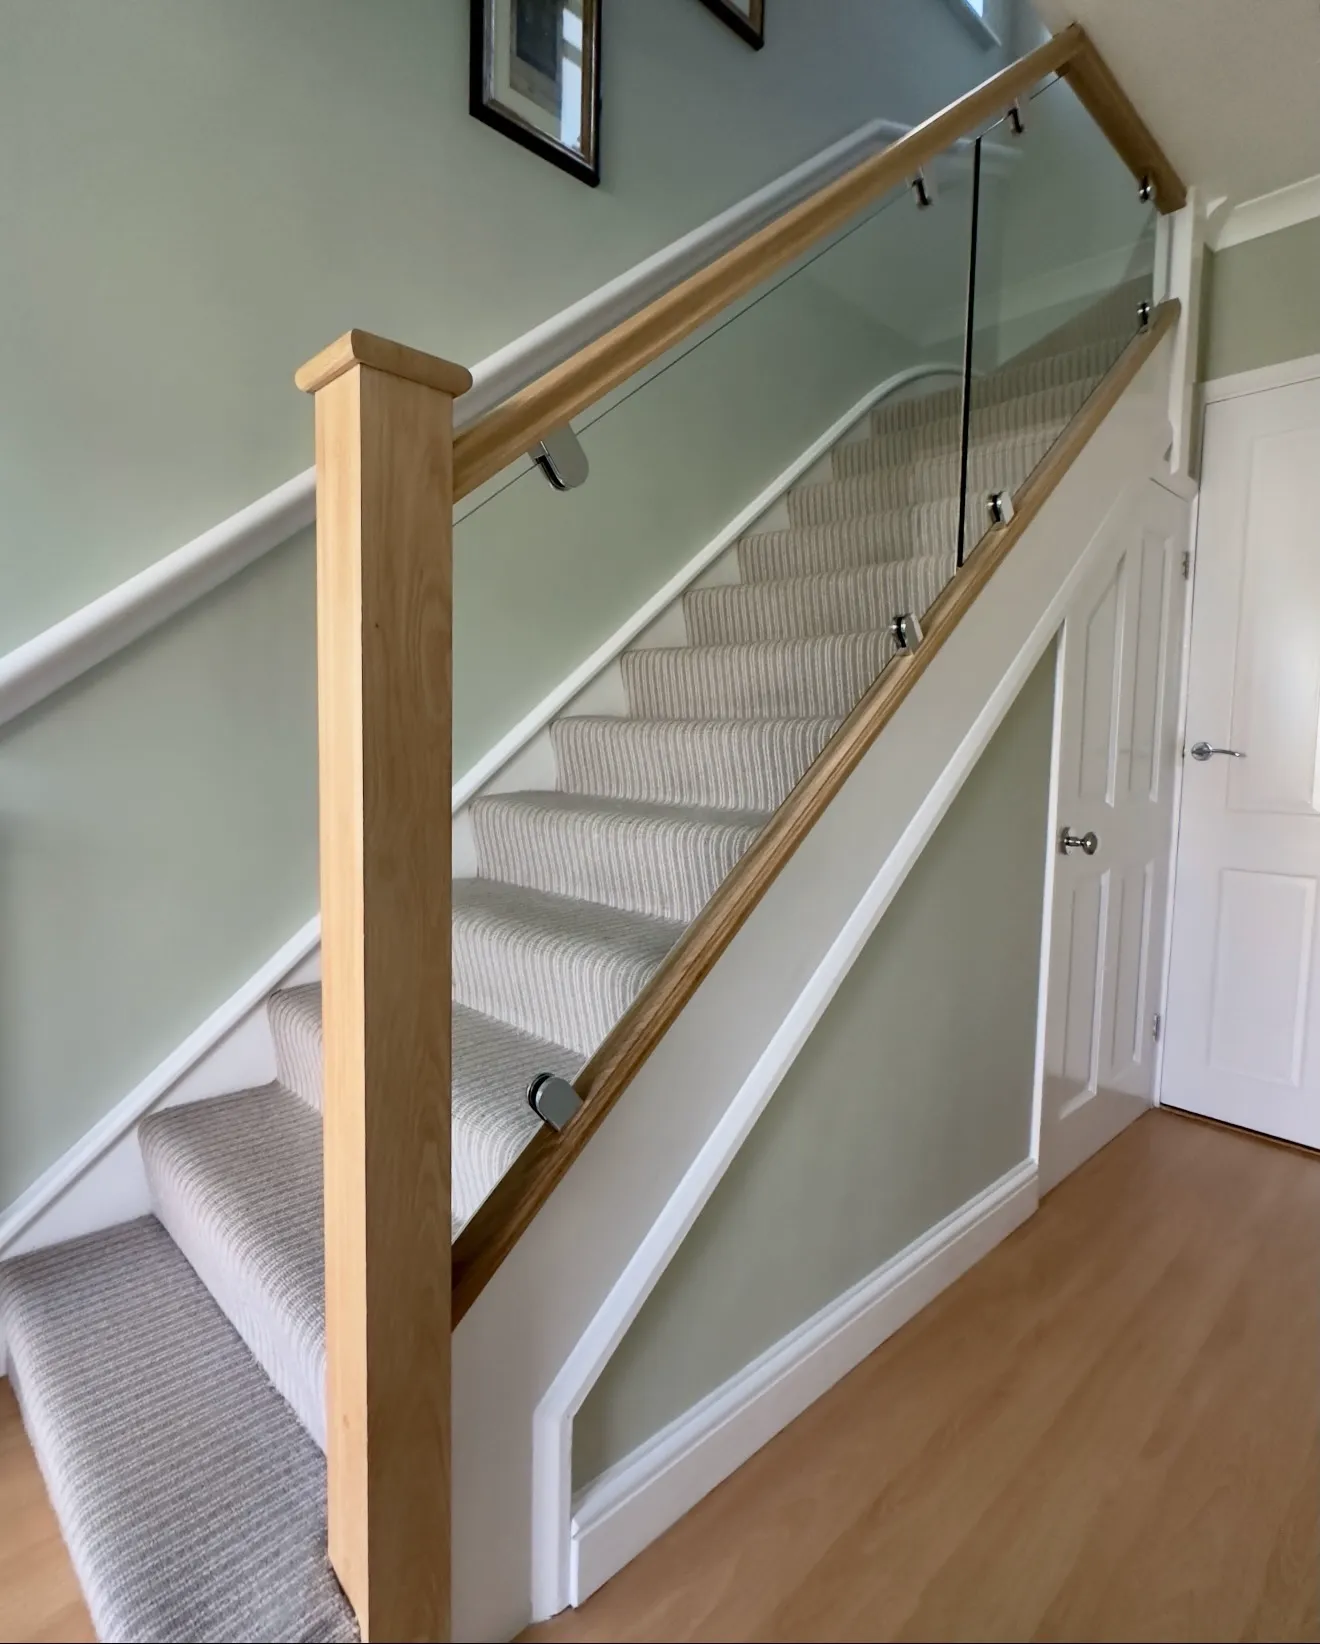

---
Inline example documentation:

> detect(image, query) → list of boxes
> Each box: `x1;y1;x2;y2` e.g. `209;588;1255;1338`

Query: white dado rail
0;114;1015;739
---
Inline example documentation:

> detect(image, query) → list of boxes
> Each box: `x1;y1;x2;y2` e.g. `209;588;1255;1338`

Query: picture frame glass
481;0;596;169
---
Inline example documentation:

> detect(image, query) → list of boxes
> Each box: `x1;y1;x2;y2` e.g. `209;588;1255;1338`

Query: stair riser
789;432;1059;526
738;500;959;582
838;380;1097;476
621;637;893;721
453;915;669;1058
146;1163;327;1451
869;342;1119;436
267;986;323;1114
551;718;838;811
471;801;763;925
683;555;953;646
454;1112;541;1228
138;1088;329;1458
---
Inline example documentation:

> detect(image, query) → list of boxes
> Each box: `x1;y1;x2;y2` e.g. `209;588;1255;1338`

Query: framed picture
470;0;602;187
698;0;764;50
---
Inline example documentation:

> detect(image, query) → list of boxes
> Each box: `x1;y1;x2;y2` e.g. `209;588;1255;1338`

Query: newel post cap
295;329;473;398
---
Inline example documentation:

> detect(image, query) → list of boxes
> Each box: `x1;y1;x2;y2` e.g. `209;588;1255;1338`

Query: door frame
1152;350;1320;1110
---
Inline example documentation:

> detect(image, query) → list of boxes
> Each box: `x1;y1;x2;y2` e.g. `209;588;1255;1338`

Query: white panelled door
1040;481;1189;1192
1162;372;1320;1148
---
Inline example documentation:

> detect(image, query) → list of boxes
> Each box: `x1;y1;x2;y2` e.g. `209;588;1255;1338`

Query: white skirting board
568;1159;1038;1607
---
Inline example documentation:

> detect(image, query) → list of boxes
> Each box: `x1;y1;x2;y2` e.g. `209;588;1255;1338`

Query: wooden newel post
296;331;472;1642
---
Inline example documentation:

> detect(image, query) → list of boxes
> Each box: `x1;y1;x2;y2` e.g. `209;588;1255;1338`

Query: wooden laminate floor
1;1111;1316;1643
528;1111;1320;1643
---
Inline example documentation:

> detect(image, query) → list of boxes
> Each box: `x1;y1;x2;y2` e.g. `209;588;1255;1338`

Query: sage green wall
1;0;1012;652
0;542;317;1204
1201;218;1320;381
1;1;1018;1207
574;647;1055;1486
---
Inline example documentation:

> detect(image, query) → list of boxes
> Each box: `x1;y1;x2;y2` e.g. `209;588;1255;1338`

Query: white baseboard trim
569;1159;1038;1607
452;361;961;808
0;918;321;1258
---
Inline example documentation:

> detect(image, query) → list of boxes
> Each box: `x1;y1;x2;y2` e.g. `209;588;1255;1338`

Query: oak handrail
449;23;1184;504
451;299;1181;1323
1059;33;1186;217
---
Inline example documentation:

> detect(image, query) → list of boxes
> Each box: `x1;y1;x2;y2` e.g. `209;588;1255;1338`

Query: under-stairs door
1039;480;1189;1193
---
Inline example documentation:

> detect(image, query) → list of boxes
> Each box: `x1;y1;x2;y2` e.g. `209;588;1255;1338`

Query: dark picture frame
698;0;765;50
470;0;602;187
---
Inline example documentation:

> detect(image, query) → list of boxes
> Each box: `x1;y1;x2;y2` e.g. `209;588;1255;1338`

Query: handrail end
296;329;473;399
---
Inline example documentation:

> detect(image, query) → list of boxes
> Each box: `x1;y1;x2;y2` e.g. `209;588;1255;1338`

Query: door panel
1059;872;1107;1094
1108;860;1154;1085
1207;869;1315;1087
1077;559;1125;805
1125;536;1173;804
1040;481;1189;1191
1227;427;1320;818
1163;374;1320;1147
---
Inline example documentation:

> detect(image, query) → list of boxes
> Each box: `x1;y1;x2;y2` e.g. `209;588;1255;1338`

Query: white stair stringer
449;330;1175;1643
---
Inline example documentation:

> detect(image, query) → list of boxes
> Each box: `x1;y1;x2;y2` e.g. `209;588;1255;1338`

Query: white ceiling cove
1032;0;1320;206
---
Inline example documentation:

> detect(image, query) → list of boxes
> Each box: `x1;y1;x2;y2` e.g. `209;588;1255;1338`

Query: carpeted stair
0;293;1138;1642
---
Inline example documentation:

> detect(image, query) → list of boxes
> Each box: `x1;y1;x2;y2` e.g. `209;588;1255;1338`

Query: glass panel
449;142;979;1221
963;72;1157;556
454;146;980;778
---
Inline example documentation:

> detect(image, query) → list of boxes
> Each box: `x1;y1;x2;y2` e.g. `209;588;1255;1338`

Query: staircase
0;291;1137;1644
0;22;1187;1643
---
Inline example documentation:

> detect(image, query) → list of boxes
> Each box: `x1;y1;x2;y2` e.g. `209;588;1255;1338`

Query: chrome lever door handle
1060;827;1099;856
1189;741;1247;762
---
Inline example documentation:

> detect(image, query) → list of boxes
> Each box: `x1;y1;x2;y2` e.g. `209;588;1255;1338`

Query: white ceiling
1032;0;1320;206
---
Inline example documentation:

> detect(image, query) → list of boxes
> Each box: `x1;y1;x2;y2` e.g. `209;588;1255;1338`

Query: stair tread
0;1218;357;1644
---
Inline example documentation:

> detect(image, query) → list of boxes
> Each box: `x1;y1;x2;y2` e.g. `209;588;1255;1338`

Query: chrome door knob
1189;741;1246;762
1060;827;1099;856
